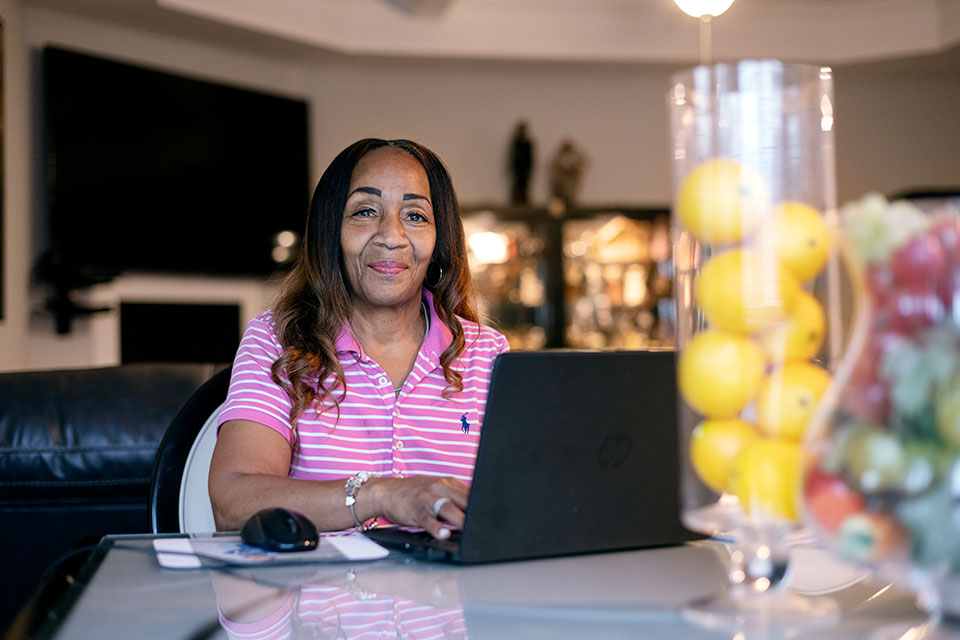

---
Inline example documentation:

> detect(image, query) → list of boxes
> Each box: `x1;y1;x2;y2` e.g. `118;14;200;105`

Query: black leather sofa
0;363;221;634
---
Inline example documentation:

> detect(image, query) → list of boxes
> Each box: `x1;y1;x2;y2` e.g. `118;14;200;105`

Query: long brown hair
271;138;479;430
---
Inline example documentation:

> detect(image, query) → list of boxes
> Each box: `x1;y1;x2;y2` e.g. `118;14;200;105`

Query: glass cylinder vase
668;60;845;623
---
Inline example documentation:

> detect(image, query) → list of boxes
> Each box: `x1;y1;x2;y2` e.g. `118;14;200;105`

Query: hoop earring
426;262;444;288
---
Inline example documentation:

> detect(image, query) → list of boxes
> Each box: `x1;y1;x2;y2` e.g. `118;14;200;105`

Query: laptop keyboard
399;527;461;546
364;526;461;555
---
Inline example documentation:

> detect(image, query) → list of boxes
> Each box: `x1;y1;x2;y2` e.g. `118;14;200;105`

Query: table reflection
213;564;466;640
186;542;925;640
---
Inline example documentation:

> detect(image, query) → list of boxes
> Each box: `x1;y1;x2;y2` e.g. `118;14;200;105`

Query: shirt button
377;376;388;386
394;440;404;450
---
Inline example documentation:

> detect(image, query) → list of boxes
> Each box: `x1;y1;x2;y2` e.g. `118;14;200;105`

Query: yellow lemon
731;438;803;521
690;418;760;493
675;159;770;245
755;361;832;441
770;201;832;282
695;248;801;333
758;289;826;363
678;329;766;418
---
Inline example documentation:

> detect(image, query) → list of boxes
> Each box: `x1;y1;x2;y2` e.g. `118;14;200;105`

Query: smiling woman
208;139;509;542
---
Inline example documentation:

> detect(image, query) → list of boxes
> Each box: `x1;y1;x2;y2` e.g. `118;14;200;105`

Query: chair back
178;403;222;532
150;366;231;533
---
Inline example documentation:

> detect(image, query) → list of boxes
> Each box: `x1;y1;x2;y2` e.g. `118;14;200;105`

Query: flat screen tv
43;46;310;280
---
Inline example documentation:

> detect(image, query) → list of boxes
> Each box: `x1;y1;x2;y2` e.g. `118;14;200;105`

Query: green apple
844;426;906;493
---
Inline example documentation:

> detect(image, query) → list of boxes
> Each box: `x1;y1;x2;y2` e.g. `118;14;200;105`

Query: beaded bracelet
344;471;380;531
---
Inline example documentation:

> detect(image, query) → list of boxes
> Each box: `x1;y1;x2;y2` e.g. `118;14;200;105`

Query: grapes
865;263;896;307
880;289;945;334
928;216;960;264
839;193;928;265
838;377;890;423
934;375;960;448
891;233;946;289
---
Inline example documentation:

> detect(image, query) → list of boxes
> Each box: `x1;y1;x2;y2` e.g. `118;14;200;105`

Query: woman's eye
406;211;430;223
352;208;376;217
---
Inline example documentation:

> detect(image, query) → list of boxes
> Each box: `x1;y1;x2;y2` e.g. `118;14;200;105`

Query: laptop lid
366;349;694;563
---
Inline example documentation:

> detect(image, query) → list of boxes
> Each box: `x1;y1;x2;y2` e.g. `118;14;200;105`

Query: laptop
364;349;698;563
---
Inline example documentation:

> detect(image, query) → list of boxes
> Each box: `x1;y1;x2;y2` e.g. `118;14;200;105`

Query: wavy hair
270;138;479;430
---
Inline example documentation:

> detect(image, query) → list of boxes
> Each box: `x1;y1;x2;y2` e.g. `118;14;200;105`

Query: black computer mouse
240;507;319;552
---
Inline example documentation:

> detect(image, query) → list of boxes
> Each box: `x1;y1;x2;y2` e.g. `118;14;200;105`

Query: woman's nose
374;210;406;248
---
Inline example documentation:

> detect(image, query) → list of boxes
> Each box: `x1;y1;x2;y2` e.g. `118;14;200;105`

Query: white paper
327;532;394;560
153;537;203;569
152;532;389;569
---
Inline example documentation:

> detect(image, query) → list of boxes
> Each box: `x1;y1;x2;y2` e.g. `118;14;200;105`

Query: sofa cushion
0;363;219;502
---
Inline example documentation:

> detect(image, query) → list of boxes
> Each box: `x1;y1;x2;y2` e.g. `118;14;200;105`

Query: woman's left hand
363;475;468;540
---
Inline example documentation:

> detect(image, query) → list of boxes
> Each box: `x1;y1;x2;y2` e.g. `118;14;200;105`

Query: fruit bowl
668;60;847;629
804;193;960;637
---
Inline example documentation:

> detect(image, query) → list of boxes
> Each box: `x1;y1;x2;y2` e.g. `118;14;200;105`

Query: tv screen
43;46;310;280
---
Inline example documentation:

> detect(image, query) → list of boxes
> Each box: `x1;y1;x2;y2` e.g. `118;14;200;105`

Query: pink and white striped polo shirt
218;289;510;483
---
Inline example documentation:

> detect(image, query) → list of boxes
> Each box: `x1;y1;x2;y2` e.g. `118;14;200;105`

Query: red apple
805;467;867;533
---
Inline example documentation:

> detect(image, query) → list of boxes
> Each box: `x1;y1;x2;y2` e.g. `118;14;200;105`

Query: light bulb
673;0;735;18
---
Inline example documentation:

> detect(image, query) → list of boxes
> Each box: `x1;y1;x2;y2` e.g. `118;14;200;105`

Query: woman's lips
369;261;408;275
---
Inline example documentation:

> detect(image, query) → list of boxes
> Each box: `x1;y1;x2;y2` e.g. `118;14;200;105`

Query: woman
209;139;509;540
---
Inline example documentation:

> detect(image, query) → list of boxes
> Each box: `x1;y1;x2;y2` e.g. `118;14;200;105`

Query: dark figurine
509;121;534;205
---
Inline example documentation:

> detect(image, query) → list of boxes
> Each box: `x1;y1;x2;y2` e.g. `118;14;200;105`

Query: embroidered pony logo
460;413;470;434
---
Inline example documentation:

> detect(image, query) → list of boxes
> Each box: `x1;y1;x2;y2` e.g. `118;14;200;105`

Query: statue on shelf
549;138;588;209
508;120;535;205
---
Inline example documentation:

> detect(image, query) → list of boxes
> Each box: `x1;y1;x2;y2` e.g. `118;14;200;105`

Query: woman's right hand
364;475;469;540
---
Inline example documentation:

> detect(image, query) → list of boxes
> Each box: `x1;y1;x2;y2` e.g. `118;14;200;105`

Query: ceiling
23;0;960;76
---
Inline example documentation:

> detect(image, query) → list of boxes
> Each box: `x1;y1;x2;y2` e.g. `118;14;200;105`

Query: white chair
149;367;230;533
177;403;222;533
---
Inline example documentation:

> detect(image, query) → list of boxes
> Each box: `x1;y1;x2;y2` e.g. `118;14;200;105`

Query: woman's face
340;146;437;312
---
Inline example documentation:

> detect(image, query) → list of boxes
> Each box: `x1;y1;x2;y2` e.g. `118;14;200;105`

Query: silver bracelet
344;471;380;531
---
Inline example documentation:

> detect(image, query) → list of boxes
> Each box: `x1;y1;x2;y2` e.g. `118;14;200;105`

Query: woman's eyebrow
348;187;428;203
349;186;381;197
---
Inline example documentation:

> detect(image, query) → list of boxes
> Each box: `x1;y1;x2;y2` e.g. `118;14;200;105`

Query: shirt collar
421;289;454;363
334;289;453;364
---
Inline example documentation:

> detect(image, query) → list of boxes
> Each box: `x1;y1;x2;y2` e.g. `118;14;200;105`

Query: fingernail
437;527;451;540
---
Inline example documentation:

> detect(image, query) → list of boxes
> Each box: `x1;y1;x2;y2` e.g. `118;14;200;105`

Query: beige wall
306;56;675;207
833;74;960;199
0;0;30;370
1;5;958;371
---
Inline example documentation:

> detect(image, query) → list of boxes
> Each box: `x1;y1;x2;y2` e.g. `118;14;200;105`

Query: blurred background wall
1;1;959;370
